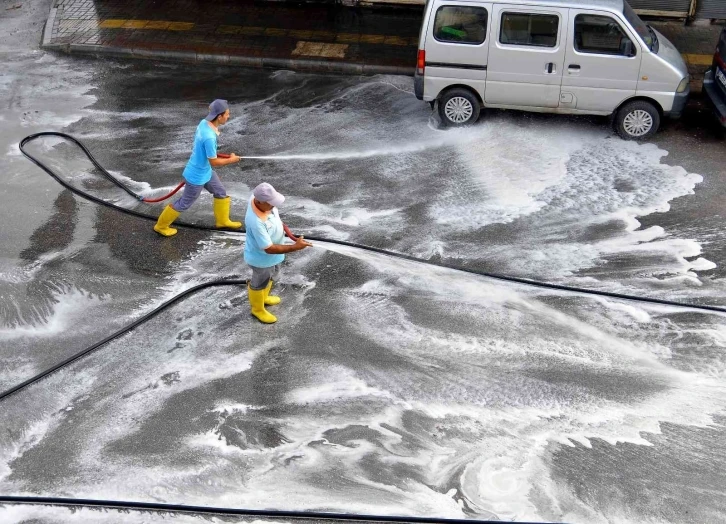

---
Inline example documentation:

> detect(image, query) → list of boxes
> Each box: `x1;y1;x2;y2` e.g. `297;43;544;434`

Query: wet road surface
1;2;726;523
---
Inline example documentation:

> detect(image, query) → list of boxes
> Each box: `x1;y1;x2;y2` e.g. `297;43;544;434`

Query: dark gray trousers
172;172;227;212
248;265;280;290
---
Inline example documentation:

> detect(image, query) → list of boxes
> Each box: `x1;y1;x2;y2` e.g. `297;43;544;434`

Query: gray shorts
172;171;227;212
249;264;280;290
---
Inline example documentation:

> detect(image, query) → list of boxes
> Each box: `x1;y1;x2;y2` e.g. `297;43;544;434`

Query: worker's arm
209;153;240;167
264;235;313;254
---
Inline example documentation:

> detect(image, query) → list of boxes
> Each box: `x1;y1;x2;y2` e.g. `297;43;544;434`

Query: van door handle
568;64;581;70
545;62;556;74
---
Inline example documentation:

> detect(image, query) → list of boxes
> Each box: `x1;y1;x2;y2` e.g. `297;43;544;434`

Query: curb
41;6;57;48
51;42;414;76
49;41;705;89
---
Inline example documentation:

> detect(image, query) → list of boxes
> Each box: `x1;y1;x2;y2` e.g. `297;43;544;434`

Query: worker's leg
248;265;276;323
264;265;281;306
153;183;202;237
207;172;242;229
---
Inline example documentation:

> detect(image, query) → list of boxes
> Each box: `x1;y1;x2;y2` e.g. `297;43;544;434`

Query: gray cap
205;99;229;121
253;182;285;207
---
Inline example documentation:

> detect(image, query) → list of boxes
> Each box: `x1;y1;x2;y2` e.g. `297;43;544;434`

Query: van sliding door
486;4;568;108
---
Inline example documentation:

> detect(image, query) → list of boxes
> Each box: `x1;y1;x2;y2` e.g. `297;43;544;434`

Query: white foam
287;372;393;404
0;288;107;340
0;505;236;523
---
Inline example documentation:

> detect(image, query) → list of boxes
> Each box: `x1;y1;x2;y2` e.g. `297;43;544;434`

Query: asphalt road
1;1;725;523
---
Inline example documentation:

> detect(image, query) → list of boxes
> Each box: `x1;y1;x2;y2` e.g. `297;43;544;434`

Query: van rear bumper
414;71;424;101
665;86;690;119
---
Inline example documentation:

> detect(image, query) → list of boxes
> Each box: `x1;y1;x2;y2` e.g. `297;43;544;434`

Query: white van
414;0;690;139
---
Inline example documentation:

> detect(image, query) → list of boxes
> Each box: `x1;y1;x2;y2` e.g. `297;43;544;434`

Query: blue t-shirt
244;196;285;268
182;120;218;185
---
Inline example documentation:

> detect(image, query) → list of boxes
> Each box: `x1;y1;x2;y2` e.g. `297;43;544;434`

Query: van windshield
623;2;656;52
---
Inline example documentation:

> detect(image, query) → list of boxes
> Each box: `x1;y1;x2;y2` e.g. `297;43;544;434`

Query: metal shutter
696;0;726;19
628;0;691;16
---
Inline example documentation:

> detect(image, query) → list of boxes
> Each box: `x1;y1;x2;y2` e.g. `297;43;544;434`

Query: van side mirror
621;38;635;57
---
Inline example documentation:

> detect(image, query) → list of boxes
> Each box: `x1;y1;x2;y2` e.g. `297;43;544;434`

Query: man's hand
264;235;312;255
294;235;313;250
209;153;241;168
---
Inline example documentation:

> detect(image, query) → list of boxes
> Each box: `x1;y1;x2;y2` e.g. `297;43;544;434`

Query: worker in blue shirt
244;182;312;324
154;99;242;237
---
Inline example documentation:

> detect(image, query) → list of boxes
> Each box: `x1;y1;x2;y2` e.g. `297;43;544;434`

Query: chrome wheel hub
623;109;653;137
444;97;473;124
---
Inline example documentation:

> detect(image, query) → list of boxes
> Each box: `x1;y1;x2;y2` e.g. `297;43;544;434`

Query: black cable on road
20;132;726;314
6;131;725;403
0;279;248;403
0;496;555;524
7;132;714;524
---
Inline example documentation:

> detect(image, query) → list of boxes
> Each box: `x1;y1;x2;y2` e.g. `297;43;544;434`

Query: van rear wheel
614;100;660;140
439;88;480;127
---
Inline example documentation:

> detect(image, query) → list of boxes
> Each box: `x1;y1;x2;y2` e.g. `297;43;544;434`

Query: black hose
0;279;247;402
19;132;726;314
7;131;708;524
0;496;553;524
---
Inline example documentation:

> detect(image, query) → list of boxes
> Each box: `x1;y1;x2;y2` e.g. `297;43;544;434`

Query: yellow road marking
122;20;149;29
145;21;171;30
359;34;385;44
217;25;239;34
311;30;335;40
98;19;194;31
384;35;409;46
684;53;713;66
336;33;360;43
239;26;265;36
167;22;194;31
289;30;314;39
265;28;288;37
292;41;348;59
98;19;126;29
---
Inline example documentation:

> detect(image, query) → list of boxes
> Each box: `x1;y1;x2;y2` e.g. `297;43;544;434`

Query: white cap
253;182;285;207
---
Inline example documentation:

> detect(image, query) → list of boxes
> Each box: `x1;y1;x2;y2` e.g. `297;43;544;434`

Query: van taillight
716;50;726;69
417;50;425;75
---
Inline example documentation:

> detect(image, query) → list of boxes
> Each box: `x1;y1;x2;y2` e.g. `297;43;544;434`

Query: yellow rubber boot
264;280;281;306
214;196;242;229
249;285;277;324
153;204;181;237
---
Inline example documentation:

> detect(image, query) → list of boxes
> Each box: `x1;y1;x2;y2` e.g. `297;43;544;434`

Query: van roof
455;0;625;13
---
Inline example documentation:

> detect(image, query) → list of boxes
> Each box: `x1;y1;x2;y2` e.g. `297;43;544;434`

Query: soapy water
1;242;725;524
4;37;726;523
0;505;318;524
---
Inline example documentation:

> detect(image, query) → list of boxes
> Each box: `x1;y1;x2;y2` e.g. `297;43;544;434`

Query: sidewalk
43;0;723;91
43;0;421;75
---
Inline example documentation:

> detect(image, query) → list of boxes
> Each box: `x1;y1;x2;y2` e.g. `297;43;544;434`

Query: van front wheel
439;88;480;127
614;100;660;140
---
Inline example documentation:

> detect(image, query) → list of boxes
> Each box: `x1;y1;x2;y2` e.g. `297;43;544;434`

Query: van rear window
500;12;558;48
433;6;488;45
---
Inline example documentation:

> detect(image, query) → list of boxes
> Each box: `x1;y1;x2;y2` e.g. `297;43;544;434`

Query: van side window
433;6;488;45
500;12;558;48
575;14;635;56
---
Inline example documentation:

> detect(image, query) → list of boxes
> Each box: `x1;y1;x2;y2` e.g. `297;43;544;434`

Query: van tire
438;88;481;127
614;100;660;140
